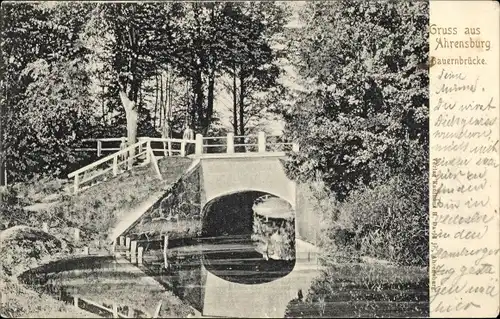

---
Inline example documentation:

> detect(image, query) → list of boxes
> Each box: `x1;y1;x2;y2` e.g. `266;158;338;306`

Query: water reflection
199;191;296;284
148;234;295;313
201;235;295;284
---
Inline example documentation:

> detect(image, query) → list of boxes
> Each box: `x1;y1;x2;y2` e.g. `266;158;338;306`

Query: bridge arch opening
201;190;296;284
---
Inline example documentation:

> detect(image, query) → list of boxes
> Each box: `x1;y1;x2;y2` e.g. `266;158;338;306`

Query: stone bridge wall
295;183;321;245
125;157;319;244
126;165;202;240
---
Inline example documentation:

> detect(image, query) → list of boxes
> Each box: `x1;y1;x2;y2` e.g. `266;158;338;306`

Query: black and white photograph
0;1;429;318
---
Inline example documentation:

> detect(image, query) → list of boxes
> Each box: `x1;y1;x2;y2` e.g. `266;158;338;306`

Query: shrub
335;173;428;266
0;226;73;277
310;171;428;267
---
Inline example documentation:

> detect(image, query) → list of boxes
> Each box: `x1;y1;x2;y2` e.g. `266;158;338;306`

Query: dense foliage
1;2;289;182
278;1;429;267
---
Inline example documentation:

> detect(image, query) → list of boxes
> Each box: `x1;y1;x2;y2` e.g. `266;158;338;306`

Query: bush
0;226;73;277
318;173;428;267
12;175;68;202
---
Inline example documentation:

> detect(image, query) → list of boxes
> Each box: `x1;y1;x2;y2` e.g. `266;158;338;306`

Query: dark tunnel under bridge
200;190;296;284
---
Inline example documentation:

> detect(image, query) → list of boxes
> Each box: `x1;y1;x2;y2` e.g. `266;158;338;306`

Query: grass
1;157;193;244
1;156;194;318
285;262;429;318
0;278;97;318
59;156;193;240
18;255;194;318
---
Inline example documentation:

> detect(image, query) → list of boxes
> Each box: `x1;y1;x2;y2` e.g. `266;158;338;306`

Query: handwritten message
429;1;499;317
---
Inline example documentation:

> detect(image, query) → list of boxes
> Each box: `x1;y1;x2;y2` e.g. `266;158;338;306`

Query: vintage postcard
429;1;499;318
0;1;498;318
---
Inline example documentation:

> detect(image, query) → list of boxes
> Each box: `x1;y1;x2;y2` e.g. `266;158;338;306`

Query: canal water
17;235;428;318
16;188;427;318
16;234;299;318
18;255;152;318
139;233;297;313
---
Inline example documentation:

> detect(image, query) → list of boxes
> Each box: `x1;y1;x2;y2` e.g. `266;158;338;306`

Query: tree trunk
159;74;163;129
232;65;238;134
0;97;4;186
137;82;143;120
168;75;173;138
190;79;196;130
101;79;106;125
204;71;215;135
153;74;158;129
118;90;138;169
1;75;7;185
164;71;170;138
194;67;204;132
239;73;246;136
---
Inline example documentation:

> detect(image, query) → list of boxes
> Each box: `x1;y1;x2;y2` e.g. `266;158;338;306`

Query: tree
1;2;93;182
275;1;429;266
82;2;185;159
280;1;429;200
6;58;97;180
222;2;290;136
170;2;228;135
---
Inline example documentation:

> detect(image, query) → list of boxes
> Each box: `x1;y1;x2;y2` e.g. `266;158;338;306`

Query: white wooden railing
195;131;299;155
75;137;126;157
142;137;196;157
69;132;298;194
75;132;298;157
72;295;158;318
68;139;161;194
75;137;197;157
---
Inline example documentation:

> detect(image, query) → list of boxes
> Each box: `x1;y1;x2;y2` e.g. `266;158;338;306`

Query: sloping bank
0;226;96;318
114;158;202;243
0;157;196;317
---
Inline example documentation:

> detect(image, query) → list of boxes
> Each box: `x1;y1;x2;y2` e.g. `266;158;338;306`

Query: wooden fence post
195;134;203;156
128;307;134;318
113;303;118;318
74;228;80;242
125;237;131;258
180;141;186;157
138;247;144;265
149;147;163;180
73;173;80;194
146;140;151;164
73;296;78;308
168;140;172;157
226;133;234;154
1;291;7;306
97;140;102;157
258;131;266;153
113;156;118;176
130;241;137;264
83;246;89;255
139;140;144;155
163;234;169;269
127;144;134;170
153;301;162;318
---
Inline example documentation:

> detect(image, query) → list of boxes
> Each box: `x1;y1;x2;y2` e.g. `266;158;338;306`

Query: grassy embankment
0;157;194;318
284;180;429;318
285;262;428;318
